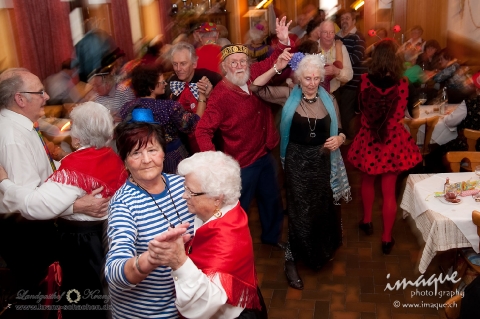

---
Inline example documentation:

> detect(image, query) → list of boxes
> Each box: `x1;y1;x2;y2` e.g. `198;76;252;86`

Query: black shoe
284;261;303;290
382;238;395;255
359;221;373;235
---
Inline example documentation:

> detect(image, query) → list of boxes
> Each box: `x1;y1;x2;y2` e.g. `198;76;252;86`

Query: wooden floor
248;144;453;319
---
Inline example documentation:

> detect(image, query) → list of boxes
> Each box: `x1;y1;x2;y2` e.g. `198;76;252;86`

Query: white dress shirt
0;108;75;219
432;101;467;145
172;202;244;319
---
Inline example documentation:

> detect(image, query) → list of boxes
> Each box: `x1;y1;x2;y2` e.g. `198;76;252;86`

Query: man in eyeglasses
195;17;293;249
0;68;109;317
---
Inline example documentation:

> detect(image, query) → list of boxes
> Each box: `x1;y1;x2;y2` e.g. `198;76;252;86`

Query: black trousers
0;215;58;319
56;219;108;319
237;287;268;319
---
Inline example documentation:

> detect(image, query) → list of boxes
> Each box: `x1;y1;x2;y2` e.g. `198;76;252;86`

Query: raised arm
252;48;292;86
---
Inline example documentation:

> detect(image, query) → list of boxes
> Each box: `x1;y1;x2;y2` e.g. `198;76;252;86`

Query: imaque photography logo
384;272;463;310
384;271;461;296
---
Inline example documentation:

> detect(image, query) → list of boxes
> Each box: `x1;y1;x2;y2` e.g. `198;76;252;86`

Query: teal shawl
280;85;351;204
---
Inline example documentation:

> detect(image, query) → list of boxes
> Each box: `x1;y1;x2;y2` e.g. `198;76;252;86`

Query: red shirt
195;43;290;167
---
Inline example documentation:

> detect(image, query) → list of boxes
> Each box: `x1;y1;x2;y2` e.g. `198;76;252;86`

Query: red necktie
33;122;57;172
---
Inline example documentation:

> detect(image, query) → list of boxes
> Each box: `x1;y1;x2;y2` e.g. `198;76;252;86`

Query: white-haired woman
153;151;267;319
0;101;128;317
251;54;351;290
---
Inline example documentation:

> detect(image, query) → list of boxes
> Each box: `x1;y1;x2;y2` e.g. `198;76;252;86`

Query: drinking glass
418;92;427;105
445;184;460;200
475;165;480;179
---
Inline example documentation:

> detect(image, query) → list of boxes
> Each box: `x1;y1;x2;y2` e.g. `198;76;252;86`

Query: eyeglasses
19;90;46;97
157;81;167;86
229;59;248;68
321;31;335;35
184;185;206;199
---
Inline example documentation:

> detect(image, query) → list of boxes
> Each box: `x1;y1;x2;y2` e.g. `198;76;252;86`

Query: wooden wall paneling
87;4;114;36
0;8;19;70
405;0;447;47
364;0;394;47
141;0;161;41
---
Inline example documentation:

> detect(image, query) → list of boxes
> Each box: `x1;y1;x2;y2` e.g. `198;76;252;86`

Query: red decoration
368;29;376;37
393;25;401;33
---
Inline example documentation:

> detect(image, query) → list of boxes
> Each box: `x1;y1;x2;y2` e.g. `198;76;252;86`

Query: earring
213;207;222;218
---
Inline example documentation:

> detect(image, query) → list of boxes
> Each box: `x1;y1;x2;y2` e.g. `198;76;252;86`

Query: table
400;172;480;273
407;103;459;145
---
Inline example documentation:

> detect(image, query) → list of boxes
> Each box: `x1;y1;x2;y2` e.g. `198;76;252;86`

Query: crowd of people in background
1;3;480;319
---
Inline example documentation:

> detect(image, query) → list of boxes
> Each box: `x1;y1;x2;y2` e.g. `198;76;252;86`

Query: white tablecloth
400;172;479;273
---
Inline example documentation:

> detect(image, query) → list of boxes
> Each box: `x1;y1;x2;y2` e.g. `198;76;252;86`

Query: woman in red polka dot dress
348;39;422;254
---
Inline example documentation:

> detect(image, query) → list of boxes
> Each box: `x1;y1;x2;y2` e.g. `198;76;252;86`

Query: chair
444;294;462;319
443;152;480;172
402;118;427;147
463;128;480;151
447;210;480;318
473;210;480;251
424;115;440;155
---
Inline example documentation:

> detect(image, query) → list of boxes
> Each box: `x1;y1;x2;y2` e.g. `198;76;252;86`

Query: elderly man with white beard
195;16;293;248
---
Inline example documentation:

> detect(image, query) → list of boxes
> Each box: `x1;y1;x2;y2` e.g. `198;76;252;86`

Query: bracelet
273;64;282;75
135;253;148;275
339;133;346;144
198;99;207;103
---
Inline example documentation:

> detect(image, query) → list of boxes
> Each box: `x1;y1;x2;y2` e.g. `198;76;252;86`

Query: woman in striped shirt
105;110;194;319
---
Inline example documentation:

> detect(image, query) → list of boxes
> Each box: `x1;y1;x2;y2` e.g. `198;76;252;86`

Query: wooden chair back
424;115;440;155
402;118;427;147
444;151;480;172
444;294;462;319
464;128;480;151
473;210;480;252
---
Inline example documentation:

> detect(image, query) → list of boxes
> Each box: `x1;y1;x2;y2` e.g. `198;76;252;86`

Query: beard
225;68;250;87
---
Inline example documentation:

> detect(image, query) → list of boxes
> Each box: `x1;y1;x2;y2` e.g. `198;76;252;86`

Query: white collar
193;201;239;233
0;108;35;132
337;26;357;37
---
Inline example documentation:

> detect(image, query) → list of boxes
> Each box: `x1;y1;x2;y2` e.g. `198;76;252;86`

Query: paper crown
472;72;480;89
221;44;248;61
197;22;217;33
129;108;158;124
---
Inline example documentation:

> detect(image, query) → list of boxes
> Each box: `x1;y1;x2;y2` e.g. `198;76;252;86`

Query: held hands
324;64;339;77
149;223;191;271
73;186;110;217
276;16;292;45
197;76;212;99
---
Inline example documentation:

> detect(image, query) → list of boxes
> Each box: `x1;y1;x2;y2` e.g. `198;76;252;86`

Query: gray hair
319;19;335;33
294;54;325;82
0;68;30;109
169;41;198;64
177;151;241;206
70;101;114;148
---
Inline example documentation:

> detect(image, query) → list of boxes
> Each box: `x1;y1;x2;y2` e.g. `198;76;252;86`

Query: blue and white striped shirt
105;173;195;319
